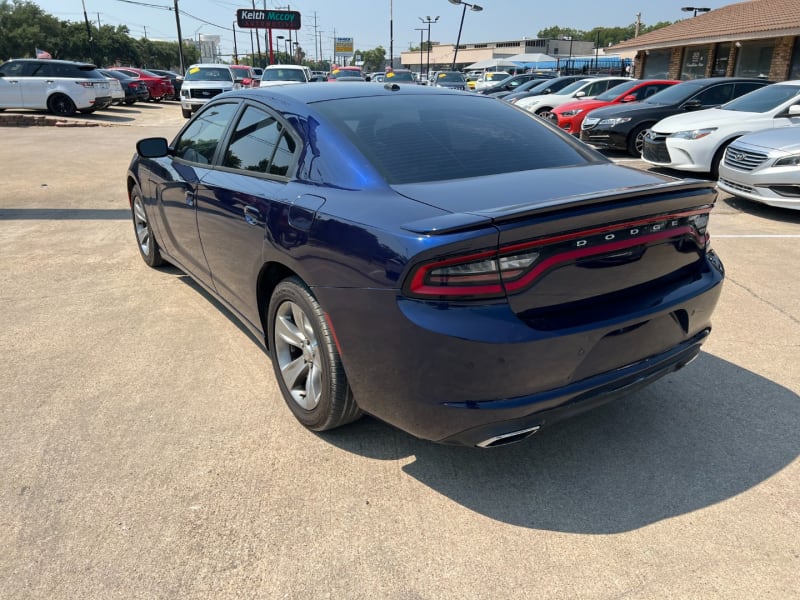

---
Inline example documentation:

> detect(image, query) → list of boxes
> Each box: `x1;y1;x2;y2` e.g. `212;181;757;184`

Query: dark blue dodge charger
127;82;724;447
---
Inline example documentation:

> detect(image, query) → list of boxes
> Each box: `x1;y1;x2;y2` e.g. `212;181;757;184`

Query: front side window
175;102;239;164
691;83;734;107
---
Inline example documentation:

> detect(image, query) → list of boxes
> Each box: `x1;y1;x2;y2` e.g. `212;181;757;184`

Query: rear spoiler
401;179;716;235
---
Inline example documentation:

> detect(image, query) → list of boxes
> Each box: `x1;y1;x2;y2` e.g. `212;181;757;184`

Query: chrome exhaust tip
476;425;541;448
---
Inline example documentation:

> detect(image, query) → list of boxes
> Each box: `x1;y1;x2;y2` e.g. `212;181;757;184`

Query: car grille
724;146;768;171
718;178;755;194
642;134;670;163
190;88;225;99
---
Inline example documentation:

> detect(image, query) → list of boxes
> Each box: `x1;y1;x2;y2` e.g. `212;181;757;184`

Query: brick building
609;0;800;81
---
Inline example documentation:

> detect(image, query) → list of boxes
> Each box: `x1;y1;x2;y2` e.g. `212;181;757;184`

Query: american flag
35;48;52;59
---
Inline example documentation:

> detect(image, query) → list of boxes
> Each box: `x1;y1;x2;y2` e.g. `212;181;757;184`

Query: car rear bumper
315;253;724;445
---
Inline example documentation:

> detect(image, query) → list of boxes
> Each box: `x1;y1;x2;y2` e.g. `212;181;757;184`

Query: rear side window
693;83;735;106
315;94;590;184
0;61;29;76
222;104;296;176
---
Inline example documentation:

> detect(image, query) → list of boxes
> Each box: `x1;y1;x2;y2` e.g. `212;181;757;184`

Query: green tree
353;46;386;72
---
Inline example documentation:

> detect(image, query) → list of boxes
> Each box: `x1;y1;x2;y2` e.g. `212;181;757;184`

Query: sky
31;0;734;61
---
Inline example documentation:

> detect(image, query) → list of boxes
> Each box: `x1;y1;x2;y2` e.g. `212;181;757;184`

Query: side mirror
621;94;637;103
683;99;703;111
574;91;586;98
783;104;800;117
136;137;170;158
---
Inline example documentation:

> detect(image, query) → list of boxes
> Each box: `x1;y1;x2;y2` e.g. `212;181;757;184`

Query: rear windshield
314;94;590;184
722;83;800;112
185;67;233;82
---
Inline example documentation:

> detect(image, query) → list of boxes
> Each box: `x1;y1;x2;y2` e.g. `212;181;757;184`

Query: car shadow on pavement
322;353;799;534
169;268;799;534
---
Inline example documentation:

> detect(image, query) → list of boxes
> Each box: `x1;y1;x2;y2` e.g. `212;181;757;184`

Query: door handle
184;191;195;206
243;205;260;226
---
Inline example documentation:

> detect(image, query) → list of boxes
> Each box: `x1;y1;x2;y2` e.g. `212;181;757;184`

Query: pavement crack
726;277;800;327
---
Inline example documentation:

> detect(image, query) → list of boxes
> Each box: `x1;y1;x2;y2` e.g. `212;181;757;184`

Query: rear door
0;60;26;108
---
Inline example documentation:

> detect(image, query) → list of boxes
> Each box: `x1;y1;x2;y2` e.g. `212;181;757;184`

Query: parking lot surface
1;103;798;599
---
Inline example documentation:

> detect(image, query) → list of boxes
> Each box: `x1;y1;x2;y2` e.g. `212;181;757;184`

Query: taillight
405;208;711;300
76;81;94;87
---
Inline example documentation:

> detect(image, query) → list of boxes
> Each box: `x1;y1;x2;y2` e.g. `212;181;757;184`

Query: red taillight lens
406;208;711;301
408;248;541;299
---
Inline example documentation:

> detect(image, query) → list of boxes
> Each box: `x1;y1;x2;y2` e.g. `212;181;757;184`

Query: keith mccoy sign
236;9;301;30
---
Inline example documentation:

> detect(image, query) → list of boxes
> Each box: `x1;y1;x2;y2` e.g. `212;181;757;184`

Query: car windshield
516;79;553;93
721;83;800;112
555;79;593;95
595;80;641;101
642;81;705;105
185;67;232;82
263;68;306;81
437;72;465;82
386;71;415;82
315;94;590;184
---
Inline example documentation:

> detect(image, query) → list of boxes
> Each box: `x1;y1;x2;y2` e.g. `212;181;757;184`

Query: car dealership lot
1;104;798;598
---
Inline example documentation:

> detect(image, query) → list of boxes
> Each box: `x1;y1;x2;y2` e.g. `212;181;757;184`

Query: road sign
236;9;301;30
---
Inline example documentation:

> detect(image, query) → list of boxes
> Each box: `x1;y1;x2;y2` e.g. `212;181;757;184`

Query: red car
107;67;175;102
229;64;256;88
552;79;680;135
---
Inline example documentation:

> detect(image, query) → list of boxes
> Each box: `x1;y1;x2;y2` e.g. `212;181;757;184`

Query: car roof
225;81;468;106
266;64;306;70
5;58;96;68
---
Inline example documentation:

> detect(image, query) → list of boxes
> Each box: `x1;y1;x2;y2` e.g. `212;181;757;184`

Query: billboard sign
236;9;301;30
335;37;354;56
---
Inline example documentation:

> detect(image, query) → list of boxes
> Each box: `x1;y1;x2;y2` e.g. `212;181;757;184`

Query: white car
717;126;800;210
642;80;800;177
0;58;112;116
260;64;310;86
472;71;510;91
180;64;238;119
514;77;632;119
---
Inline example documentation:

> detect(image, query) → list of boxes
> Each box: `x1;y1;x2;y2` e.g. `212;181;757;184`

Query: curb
0;113;107;128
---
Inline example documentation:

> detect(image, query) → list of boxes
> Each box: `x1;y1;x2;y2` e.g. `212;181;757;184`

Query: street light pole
448;0;482;72
418;16;439;79
681;6;711;16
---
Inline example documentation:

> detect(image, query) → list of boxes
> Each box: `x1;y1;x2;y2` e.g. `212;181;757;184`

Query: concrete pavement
1;103;798;599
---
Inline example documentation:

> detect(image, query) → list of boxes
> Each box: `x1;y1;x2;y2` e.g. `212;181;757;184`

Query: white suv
259;64;310;86
180;64;238;118
0;58;112;116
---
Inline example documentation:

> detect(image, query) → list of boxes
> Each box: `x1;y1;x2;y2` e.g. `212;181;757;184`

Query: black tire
47;93;76;117
78;107;96;114
627;123;651;157
710;140;734;180
181;108;192;119
125;99;136;105
268;277;361;432
130;184;163;267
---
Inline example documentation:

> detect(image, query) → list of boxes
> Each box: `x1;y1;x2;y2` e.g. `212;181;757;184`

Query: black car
148;69;182;99
99;69;149;104
478;73;546;95
580;77;772;156
502;75;592;102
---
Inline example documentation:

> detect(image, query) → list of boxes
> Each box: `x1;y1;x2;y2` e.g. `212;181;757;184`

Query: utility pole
313;12;319;63
143;25;148;40
251;0;262;67
96;12;101;28
173;0;185;74
80;0;95;64
635;12;642;37
389;0;393;70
